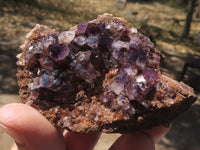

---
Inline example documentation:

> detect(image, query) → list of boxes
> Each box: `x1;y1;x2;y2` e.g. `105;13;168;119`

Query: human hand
0;103;170;150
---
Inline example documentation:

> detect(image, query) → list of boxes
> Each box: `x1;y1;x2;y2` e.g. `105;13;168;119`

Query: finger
0;103;65;150
109;131;155;150
109;126;169;150
141;126;170;143
64;131;101;150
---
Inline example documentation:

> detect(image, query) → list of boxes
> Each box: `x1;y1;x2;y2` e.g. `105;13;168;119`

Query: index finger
109;126;170;150
141;125;170;143
0;103;65;150
64;131;101;150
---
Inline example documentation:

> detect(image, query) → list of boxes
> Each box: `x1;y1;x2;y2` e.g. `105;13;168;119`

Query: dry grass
36;0;120;24
126;1;200;56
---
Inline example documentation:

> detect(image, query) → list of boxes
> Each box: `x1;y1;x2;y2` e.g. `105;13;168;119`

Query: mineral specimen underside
17;14;196;133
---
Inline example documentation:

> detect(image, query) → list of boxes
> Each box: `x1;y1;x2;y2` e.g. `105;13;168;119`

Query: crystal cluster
16;14;197;133
17;14;162;113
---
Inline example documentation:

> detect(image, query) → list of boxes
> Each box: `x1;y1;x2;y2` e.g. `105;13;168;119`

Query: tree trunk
194;0;200;18
181;0;197;38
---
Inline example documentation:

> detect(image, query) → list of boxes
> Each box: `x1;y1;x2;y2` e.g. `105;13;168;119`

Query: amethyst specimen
17;14;196;133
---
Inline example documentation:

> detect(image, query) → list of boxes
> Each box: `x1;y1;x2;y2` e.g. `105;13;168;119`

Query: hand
0;103;170;150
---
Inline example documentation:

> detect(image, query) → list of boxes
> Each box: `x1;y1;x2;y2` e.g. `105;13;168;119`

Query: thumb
0;103;65;150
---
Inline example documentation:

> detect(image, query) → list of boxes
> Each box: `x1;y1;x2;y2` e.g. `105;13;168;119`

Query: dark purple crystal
130;37;141;47
51;70;60;78
74;36;87;46
128;49;146;66
86;23;100;35
73;62;97;84
40;57;54;70
49;78;62;91
41;36;56;50
122;65;137;77
100;35;113;48
112;48;127;61
77;22;88;34
129;43;139;50
136;56;146;70
110;72;127;95
76;51;91;61
116;95;130;110
98;23;105;32
120;35;130;42
49;43;70;61
143;68;158;84
125;81;138;100
87;36;99;48
39;74;54;88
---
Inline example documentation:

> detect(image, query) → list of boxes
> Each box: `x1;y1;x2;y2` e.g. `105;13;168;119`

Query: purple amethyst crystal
100;35;113;48
74;36;87;46
112;40;129;49
73;62;98;84
39;74;54;88
49;78;62;91
77;22;88;34
123;65;137;77
41;36;56;49
125;81;138;100
87;36;99;48
110;80;124;95
135;56;146;70
143;68;159;84
16;15;197;135
110;73;126;93
115;95;130;110
128;49;145;63
18;15;165;120
49;43;70;61
76;51;91;61
39;57;54;70
58;31;75;44
86;23;101;35
97;23;105;32
112;48;128;62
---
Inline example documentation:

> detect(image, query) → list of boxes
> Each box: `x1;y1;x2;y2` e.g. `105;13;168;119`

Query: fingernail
0;122;25;146
0;122;7;129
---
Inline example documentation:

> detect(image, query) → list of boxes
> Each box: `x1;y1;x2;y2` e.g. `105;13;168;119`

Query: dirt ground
0;0;200;150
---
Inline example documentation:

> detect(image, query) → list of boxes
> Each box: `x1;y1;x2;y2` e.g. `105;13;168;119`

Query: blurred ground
0;0;200;149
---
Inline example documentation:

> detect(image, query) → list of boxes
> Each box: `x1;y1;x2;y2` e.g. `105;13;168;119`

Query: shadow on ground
0;48;18;94
158;101;200;150
160;50;200;92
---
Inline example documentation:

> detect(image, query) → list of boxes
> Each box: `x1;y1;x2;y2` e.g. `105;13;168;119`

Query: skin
0;103;170;150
